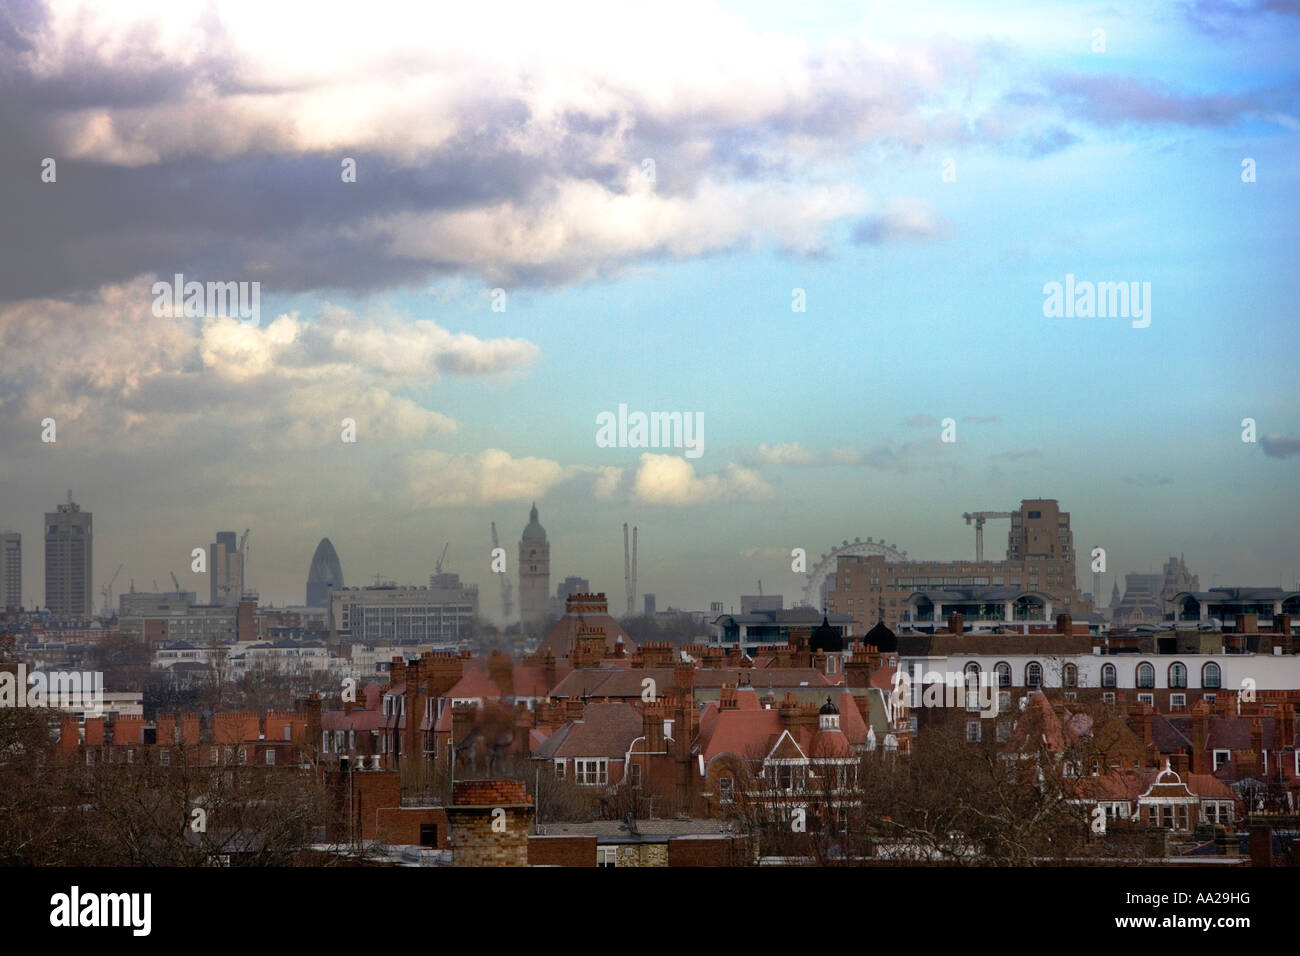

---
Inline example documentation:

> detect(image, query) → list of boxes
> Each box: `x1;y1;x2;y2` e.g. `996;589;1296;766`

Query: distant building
549;575;590;618
710;597;852;653
330;582;479;644
518;503;550;634
643;593;656;617
1006;498;1075;564
1112;574;1164;625
210;531;244;607
306;537;344;607
44;492;92;617
0;531;21;610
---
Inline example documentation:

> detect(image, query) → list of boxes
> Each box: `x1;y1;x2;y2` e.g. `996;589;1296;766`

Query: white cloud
0;278;535;451
631;454;773;506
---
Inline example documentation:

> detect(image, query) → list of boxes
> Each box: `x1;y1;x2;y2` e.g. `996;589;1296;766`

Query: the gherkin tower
306;538;344;606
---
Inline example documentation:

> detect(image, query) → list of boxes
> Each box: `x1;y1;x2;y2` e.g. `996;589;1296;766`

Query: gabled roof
695;705;784;765
445;668;502;700
547;702;643;760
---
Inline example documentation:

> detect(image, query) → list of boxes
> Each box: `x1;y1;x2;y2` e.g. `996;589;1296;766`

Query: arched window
1101;663;1116;688
1169;662;1187;689
995;662;1012;687
1136;662;1155;689
1202;662;1221;689
1063;663;1078;688
1026;662;1042;688
964;662;981;683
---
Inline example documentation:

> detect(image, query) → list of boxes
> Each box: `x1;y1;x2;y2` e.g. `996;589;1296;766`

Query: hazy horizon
2;0;1297;616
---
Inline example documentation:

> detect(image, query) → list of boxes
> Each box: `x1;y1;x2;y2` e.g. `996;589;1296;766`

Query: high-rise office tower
306;537;344;606
210;531;244;606
45;492;92;616
0;531;21;610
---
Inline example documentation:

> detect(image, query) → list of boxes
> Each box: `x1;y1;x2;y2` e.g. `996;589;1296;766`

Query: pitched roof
548;702;643;760
445;668;502;700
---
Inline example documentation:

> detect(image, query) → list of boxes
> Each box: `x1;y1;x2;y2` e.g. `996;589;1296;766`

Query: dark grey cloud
1261;433;1300;458
1031;73;1254;128
1184;0;1300;36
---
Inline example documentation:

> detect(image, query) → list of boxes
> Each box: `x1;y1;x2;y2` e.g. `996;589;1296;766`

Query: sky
1;0;1297;619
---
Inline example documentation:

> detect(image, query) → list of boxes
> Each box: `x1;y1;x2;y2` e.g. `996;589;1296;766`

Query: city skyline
1;0;1297;612
3;489;1297;618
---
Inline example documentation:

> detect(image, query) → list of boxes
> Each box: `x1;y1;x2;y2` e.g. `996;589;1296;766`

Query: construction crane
101;563;124;615
490;522;514;621
962;511;1013;562
238;529;250;565
623;524;638;617
436;543;449;575
170;571;181;592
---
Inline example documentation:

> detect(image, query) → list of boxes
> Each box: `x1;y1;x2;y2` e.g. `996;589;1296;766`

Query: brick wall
375;807;450;848
448;780;533;866
528;835;596;866
668;834;756;866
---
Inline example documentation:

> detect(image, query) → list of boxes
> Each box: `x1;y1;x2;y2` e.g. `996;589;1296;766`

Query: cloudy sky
2;0;1297;617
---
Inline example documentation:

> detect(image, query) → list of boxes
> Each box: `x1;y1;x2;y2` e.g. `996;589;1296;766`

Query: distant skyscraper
0;531;21;609
549;575;590;617
518;502;550;633
306;537;345;607
44;492;92;616
210;531;244;606
644;593;656;617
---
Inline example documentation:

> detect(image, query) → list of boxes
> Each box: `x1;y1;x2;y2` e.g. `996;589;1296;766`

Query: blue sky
1;0;1296;614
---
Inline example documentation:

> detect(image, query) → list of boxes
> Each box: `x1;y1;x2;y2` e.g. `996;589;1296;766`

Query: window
995;662;1012;687
1025;662;1042;688
996;721;1010;743
1101;664;1116;688
283;725;293;741
160;749;171;767
1170;694;1186;709
628;764;642;788
966;721;982;742
1203;662;1221;689
1102;692;1116;705
554;759;565;779
1213;750;1230;771
1136;662;1155;689
265;750;276;766
1137;693;1154;706
1169;662;1187;689
1203;802;1233;825
998;691;1011;713
1063;664;1078;688
420;824;438;847
719;776;734;804
238;747;248;764
597;847;617;868
575;758;608;786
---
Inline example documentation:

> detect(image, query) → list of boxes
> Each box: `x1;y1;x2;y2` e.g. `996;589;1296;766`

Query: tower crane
170;571;181;592
490;522;514;621
101;563;124;616
961;511;1013;562
436;542;449;575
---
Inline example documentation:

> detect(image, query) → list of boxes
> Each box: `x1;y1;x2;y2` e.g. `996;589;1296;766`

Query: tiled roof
537;613;637;659
549;702;643;759
445;668;502;700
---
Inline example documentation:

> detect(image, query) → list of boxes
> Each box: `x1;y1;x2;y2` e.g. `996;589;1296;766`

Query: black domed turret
810;615;843;653
866;619;897;653
819;696;839;716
